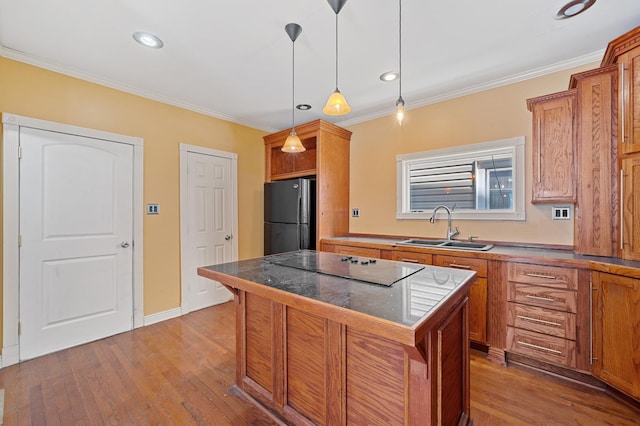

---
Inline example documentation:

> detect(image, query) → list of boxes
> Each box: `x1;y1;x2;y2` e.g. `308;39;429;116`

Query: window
396;136;525;221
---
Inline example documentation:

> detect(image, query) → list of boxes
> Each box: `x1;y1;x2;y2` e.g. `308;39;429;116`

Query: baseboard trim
1;345;19;368
143;307;182;326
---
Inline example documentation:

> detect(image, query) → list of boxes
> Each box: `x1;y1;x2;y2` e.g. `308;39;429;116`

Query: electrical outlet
552;206;570;220
352;208;360;218
147;204;160;215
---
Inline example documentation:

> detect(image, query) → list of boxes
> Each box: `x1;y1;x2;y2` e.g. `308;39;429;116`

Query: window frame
396;136;526;221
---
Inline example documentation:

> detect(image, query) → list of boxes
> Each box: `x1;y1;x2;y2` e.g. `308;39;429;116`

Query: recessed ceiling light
380;71;399;82
133;32;164;48
555;0;596;20
296;104;312;110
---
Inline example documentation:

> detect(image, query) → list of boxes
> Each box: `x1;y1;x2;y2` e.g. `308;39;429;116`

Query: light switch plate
352;208;360;218
147;203;160;215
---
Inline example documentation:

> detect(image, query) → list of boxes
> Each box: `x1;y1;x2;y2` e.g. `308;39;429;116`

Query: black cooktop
266;250;424;286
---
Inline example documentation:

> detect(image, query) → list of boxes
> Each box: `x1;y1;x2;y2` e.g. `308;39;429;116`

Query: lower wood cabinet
434;255;488;344
592;271;640;400
506;263;579;368
320;243;381;259
390;250;432;264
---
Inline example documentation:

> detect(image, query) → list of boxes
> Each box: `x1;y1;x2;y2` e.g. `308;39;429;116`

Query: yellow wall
348;62;597;245
0;58;266;343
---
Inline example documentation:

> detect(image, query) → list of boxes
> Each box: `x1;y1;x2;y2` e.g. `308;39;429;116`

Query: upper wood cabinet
264;119;352;246
621;155;640;261
592;271;640;400
569;66;619;257
602;26;640;155
526;90;576;203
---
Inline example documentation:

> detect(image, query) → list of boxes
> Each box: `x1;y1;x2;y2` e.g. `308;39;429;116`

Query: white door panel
186;151;233;311
19;127;133;360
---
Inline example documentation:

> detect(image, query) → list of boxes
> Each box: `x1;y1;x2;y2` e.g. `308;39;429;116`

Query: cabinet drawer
433;255;487;277
507;327;576;368
391;251;432;264
328;245;381;258
508;263;577;290
507;302;576;340
508;283;577;313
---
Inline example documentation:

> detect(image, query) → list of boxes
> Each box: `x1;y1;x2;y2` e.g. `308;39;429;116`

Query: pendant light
323;0;351;116
282;23;306;153
395;0;405;125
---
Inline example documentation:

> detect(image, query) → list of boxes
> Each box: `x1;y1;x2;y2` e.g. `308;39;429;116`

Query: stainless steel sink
397;239;494;251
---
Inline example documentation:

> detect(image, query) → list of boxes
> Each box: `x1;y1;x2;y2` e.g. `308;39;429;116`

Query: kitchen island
197;250;476;425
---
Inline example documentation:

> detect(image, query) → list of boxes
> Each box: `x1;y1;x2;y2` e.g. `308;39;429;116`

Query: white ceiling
1;0;639;132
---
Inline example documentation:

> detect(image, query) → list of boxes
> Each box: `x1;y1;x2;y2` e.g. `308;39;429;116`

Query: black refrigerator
264;178;316;255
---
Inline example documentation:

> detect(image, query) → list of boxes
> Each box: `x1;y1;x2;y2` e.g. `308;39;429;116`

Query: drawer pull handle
525;295;555;302
517;315;562;327
525;273;557;280
401;258;420;263
448;263;471;269
517;341;562;355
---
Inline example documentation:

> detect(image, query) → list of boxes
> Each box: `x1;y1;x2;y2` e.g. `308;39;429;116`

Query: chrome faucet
430;205;459;240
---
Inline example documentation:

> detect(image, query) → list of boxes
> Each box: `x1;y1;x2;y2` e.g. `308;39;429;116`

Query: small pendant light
323;0;351;116
282;23;306;153
395;0;405;125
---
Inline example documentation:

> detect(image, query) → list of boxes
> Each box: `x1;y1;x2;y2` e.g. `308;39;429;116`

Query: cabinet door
619;46;640;154
592;272;640;399
434;255;487;344
529;92;576;203
573;67;618;256
621;155;640;261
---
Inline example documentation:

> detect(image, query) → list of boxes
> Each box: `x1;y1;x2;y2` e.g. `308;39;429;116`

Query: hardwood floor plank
1;301;639;425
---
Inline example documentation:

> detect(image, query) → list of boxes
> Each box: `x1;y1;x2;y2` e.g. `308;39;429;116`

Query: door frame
179;143;238;314
2;112;144;367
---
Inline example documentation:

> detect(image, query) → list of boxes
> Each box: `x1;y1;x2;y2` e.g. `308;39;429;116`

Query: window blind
409;162;475;210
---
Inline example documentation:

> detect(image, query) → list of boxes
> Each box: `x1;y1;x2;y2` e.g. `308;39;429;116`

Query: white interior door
185;151;233;311
19;127;134;360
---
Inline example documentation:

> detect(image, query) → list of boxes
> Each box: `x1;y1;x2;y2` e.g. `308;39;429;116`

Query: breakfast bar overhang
197;250;476;425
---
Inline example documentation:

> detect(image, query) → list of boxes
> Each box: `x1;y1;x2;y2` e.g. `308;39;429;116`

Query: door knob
121;241;130;248
225;235;232;241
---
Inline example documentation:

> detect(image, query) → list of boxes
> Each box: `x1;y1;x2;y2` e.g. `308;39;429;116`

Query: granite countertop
199;250;477;328
323;236;640;276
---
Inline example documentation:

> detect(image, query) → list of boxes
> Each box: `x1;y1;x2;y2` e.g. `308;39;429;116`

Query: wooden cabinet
526;90;577;203
592;271;640;400
390;250;432;264
617;45;640;154
601;27;640;261
621;154;640;261
506;263;578;368
569;66;619;257
434;255;487;344
264;120;352;248
321;243;381;259
602;26;640;154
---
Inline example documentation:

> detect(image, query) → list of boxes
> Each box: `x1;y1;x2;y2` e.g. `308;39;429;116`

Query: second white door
185;151;233;311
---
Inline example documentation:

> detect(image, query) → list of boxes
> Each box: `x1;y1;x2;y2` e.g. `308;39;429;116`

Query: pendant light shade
395;0;405;125
395;96;405;125
282;23;306;153
323;89;351;115
323;0;351;116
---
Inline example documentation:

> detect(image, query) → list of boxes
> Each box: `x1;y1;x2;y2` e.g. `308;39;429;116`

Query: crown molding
0;45;279;133
335;49;605;128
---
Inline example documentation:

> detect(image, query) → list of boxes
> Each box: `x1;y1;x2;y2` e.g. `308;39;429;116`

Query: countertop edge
197;261;477;347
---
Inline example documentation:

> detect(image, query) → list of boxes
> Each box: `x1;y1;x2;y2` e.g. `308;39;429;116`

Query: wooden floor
2;301;639;425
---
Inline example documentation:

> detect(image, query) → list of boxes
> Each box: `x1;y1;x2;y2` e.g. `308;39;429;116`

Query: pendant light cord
398;0;402;98
292;38;296;129
335;13;339;90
